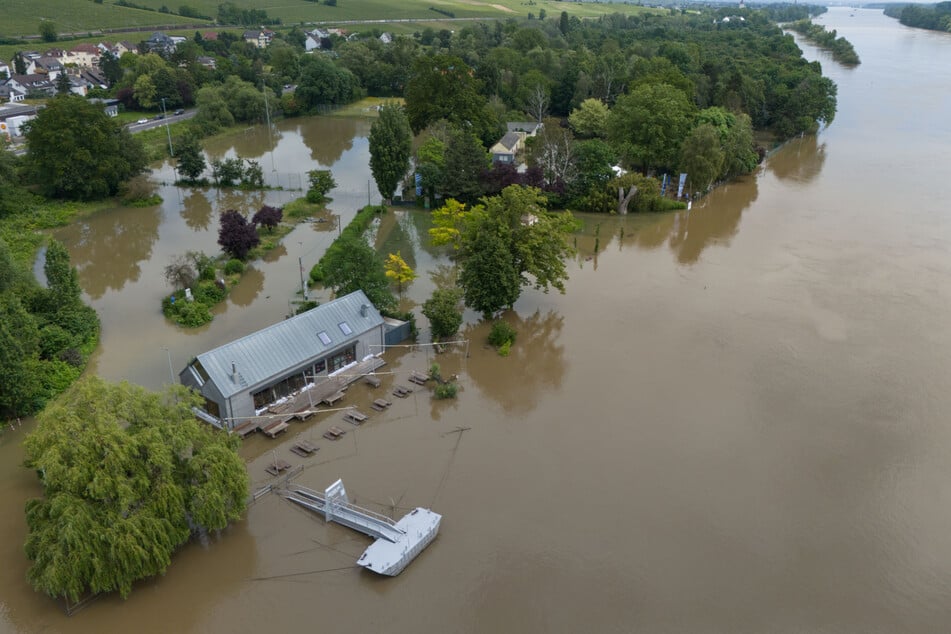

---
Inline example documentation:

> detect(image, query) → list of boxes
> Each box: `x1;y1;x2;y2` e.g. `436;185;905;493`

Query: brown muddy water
3;9;951;633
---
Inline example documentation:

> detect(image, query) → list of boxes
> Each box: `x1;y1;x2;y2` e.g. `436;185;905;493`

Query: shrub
192;280;227;306
498;340;512;357
433;382;458;399
224;258;245;275
38;324;75;360
488;320;516;348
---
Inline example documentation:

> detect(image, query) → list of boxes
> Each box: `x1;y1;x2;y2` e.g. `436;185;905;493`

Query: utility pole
160;97;173;157
162;346;175;384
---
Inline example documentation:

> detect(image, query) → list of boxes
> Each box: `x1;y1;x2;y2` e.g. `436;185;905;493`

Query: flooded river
2;8;951;632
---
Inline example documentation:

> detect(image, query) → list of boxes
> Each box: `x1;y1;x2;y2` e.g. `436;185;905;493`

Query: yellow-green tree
384;251;416;294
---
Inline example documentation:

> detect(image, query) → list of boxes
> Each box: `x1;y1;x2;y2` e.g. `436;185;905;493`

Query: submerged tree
23;378;248;602
431;185;575;317
217;209;259;260
384;251;416;294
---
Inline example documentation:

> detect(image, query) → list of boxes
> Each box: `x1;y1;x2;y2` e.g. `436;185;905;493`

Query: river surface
2;8;951;633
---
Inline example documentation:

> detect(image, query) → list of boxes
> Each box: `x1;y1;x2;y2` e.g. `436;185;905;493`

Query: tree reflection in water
55;204;162;299
181;188;214;230
464;309;566;415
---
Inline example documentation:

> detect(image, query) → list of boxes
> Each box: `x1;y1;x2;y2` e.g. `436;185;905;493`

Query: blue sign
415;173;422;196
677;173;688;198
661;173;669;195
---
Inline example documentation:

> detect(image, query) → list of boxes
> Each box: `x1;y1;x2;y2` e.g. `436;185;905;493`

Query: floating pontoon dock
279;479;440;576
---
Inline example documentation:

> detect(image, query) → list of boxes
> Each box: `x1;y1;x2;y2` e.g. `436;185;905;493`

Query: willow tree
23;378;249;602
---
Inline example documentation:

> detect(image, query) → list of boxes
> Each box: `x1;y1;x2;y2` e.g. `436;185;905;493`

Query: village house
32;57;63;80
490;122;544;165
304;28;330;51
7;74;55;98
179;291;390;430
65;43;101;69
0;84;25;103
243;29;275;48
144;32;177;55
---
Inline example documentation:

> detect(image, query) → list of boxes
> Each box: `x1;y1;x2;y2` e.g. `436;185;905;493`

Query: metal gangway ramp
280;479;406;543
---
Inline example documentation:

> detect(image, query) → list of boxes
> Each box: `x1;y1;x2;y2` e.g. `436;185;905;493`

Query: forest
884;2;951;32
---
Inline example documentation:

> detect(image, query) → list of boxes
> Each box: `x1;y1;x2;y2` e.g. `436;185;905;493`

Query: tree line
884;2;951;33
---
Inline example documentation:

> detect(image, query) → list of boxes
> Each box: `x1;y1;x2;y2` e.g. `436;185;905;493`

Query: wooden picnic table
408;371;430;386
393;385;413;398
323;390;346;406
323;425;347;440
290;439;319;457
371;398;392;411
343;409;367;425
265;458;292;476
364;374;382;388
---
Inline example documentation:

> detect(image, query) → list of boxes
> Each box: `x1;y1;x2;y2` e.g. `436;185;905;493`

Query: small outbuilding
180;290;386;430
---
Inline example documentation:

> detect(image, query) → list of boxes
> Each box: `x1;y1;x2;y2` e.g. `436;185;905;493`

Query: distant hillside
0;0;654;40
1;0;208;40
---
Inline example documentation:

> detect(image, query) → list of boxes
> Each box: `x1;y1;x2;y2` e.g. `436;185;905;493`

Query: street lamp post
162;346;175;384
160;97;173;157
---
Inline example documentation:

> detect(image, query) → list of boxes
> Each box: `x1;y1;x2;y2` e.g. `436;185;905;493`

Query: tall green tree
679;123;724;195
607;83;697;174
23;95;147;200
23;378;249;601
175;132;206;182
320;235;396;312
404;55;498;144
441;128;488;203
432;186;575;317
422;288;464;340
368;103;412;202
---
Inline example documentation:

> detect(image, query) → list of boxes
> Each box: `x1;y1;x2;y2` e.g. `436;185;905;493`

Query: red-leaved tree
218;210;259;260
252;205;283;232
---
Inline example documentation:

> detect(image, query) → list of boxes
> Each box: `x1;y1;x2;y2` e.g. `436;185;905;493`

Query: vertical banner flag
415;173;422;196
661;173;669;196
677;173;688;198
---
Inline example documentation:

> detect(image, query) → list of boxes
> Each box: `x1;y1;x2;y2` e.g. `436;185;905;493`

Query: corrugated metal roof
195;290;383;398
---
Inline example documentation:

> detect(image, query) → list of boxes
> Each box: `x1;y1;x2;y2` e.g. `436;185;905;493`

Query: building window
191;360;210;382
339;321;353;335
328;345;356;373
203;398;220;419
317;330;332;345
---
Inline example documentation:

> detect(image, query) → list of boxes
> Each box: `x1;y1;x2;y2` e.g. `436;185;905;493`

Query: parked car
174;109;185;115
136;118;148;124
154;114;165;120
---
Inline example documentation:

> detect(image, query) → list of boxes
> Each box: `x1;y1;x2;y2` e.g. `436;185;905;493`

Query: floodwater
2;8;951;632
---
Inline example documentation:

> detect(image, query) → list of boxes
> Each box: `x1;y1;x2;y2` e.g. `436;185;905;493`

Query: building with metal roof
179;290;385;429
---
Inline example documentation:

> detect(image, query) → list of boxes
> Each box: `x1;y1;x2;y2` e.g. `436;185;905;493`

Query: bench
371;398;392;411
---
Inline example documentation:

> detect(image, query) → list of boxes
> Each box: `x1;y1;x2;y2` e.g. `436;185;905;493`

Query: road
126;108;197;131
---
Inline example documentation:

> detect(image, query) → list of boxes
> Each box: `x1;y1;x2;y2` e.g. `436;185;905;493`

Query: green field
0;0;654;40
0;0;209;39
